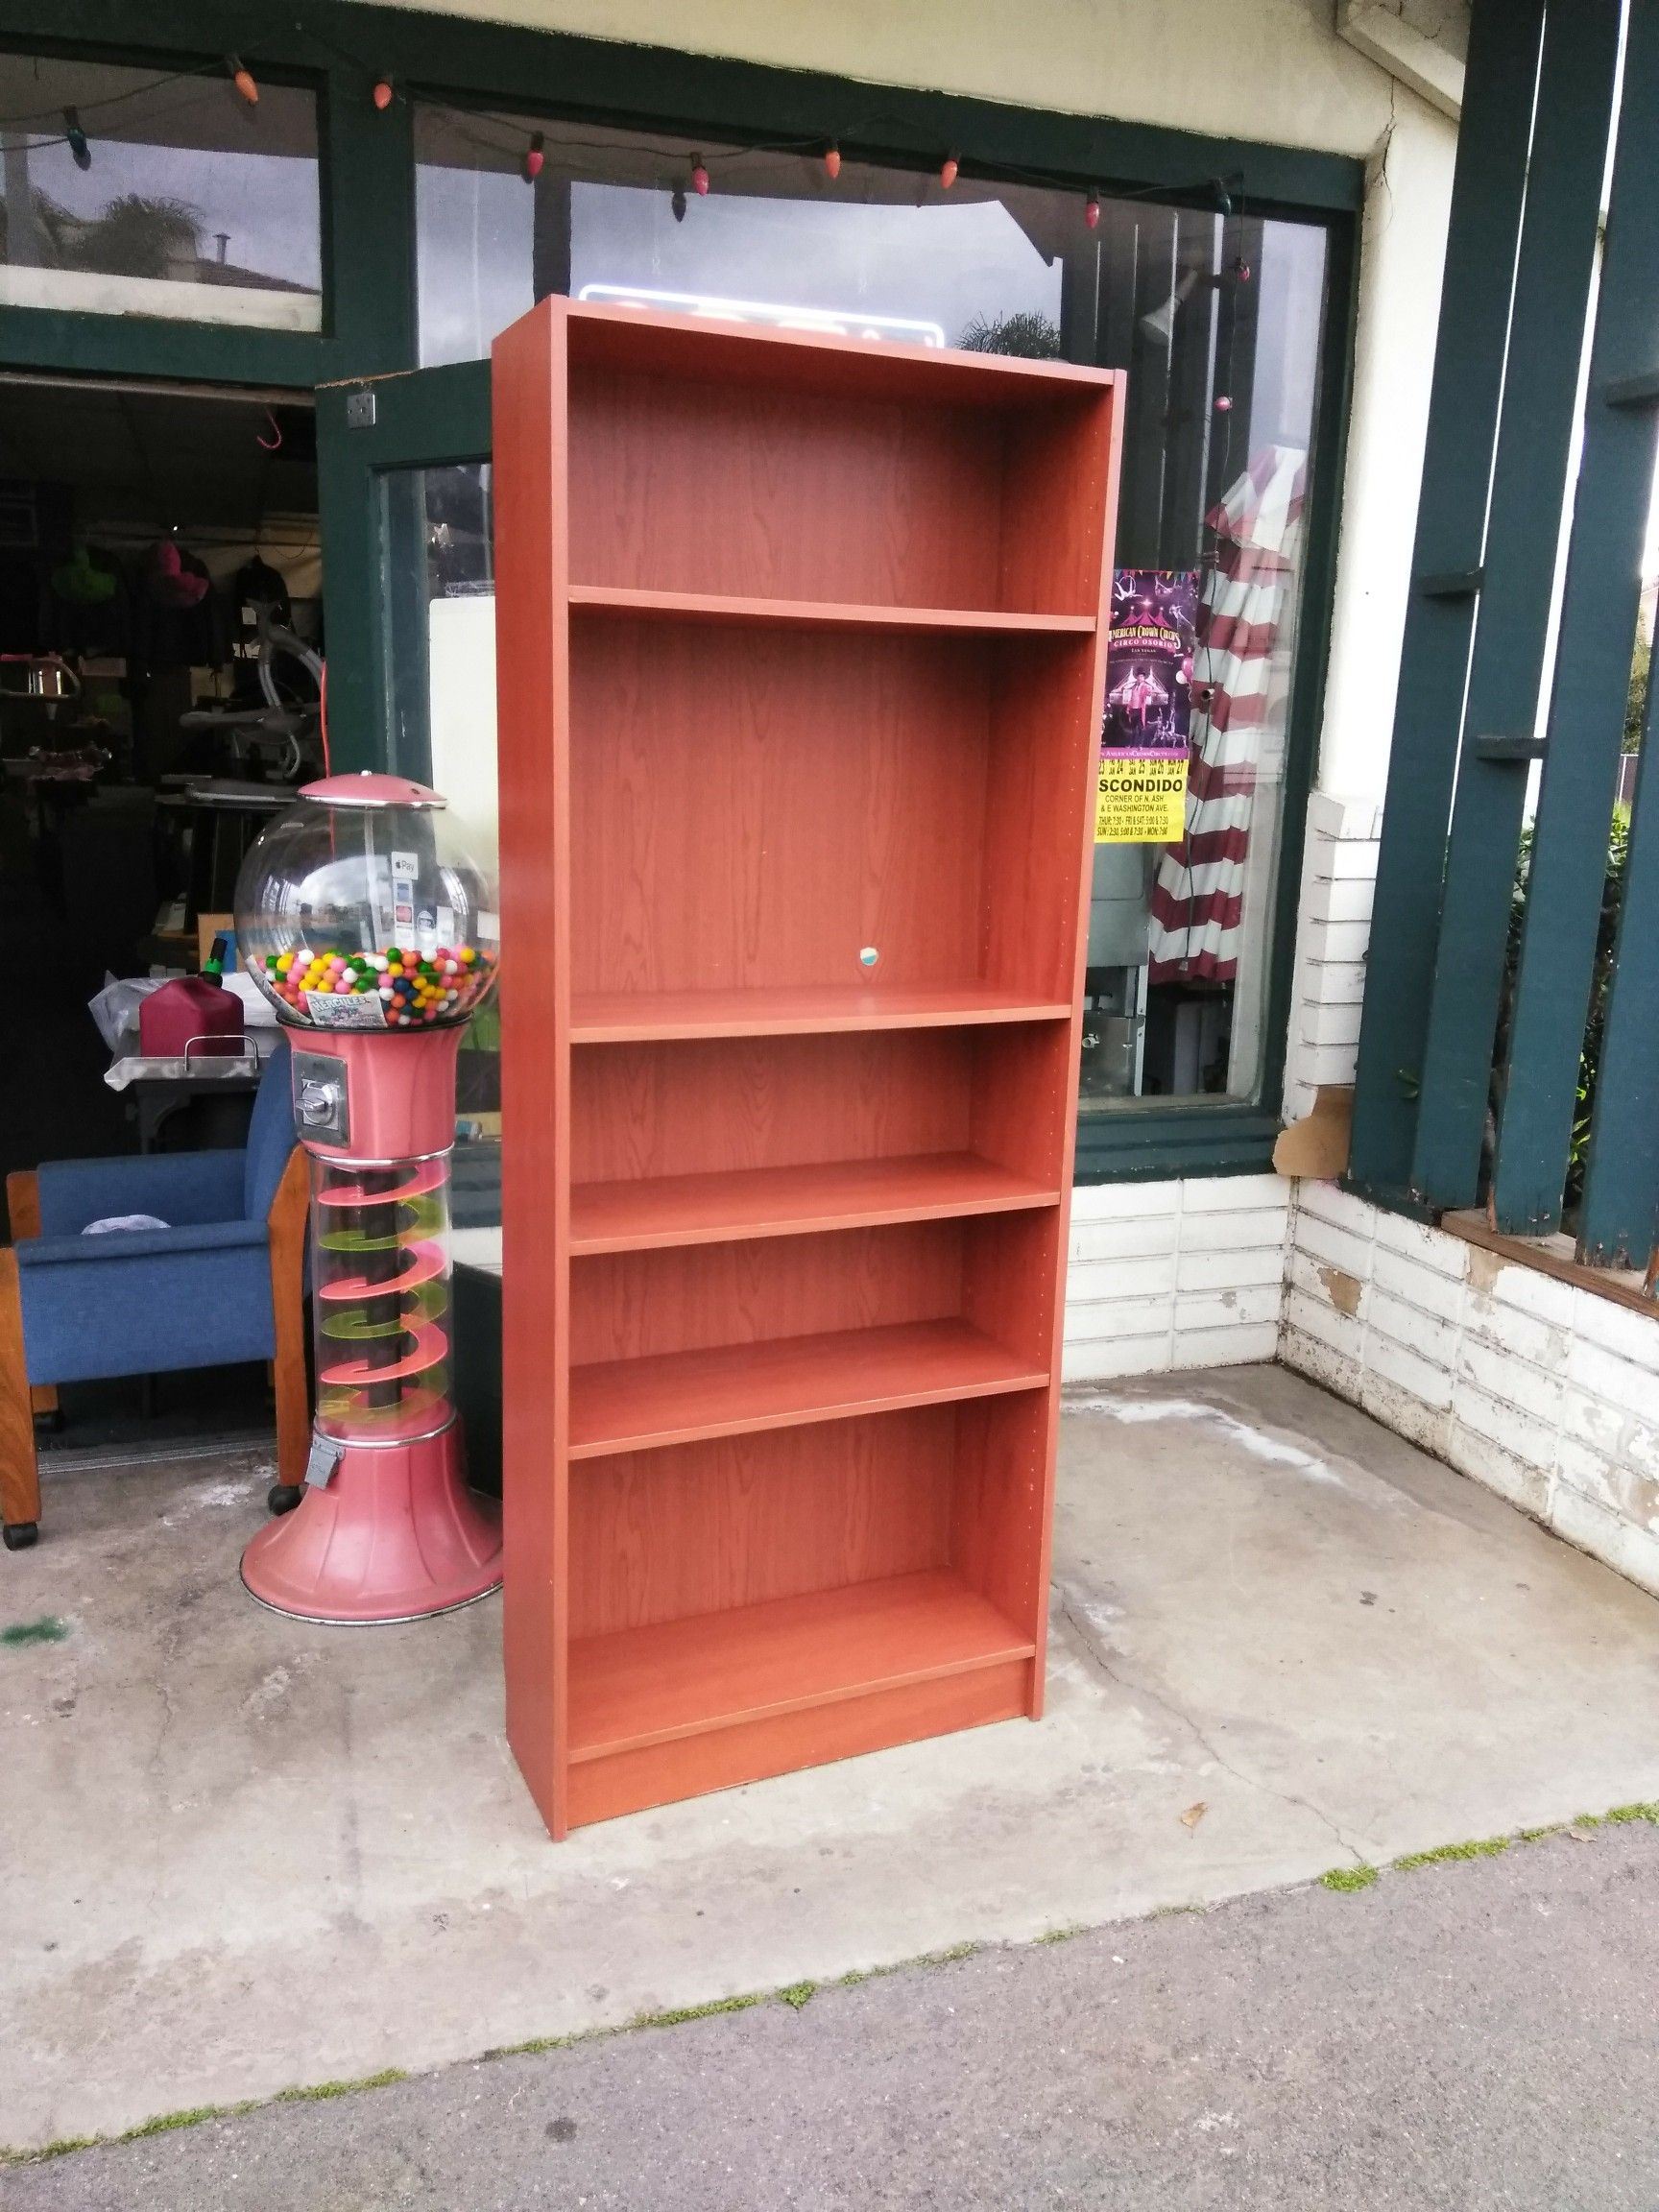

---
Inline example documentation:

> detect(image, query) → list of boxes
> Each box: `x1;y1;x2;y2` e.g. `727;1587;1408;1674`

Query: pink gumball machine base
241;1421;501;1623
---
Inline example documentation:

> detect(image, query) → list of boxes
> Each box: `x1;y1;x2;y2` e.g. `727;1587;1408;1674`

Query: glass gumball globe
233;773;499;1032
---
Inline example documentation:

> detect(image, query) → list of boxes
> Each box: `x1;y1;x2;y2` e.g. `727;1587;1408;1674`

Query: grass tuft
1320;1864;1379;1892
631;1994;759;2031
914;1941;978;1967
273;2069;406;2104
777;1982;817;2011
1518;1825;1563;1843
119;2105;241;2142
1603;1801;1659;1825
1392;1837;1509;1871
1036;1923;1086;1945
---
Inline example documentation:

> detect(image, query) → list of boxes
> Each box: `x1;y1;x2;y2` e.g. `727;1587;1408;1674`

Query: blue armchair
1;1042;309;1551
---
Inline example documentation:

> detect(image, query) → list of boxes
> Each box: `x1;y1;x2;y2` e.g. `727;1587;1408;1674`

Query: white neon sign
577;282;945;349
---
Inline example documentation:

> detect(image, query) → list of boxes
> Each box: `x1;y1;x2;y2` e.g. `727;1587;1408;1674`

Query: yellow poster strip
1094;754;1188;844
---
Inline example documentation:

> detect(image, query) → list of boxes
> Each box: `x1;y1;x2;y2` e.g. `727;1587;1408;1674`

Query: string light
227;56;258;108
373;80;395;111
939;154;959;189
690;153;709;196
1084;191;1100;230
824;142;841;180
671;184;687;223
62;107;89;171
521;130;544;181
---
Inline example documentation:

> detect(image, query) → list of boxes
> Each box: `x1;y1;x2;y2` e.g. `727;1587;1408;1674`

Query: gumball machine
232;772;502;1622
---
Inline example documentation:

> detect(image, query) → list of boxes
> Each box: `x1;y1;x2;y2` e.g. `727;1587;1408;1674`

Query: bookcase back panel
570;1219;969;1366
570;371;1007;610
569;1406;960;1636
570;1030;975;1184
568;620;991;998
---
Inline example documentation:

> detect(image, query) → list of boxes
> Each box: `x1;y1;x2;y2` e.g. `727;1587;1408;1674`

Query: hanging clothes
133;540;228;674
38;543;132;661
228;554;293;704
1147;445;1307;985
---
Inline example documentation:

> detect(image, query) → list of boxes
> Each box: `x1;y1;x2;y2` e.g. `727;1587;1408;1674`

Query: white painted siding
1281;1180;1659;1597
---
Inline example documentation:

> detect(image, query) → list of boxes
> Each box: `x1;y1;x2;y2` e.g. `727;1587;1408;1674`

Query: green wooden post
1578;651;1659;1267
315;361;492;773
1347;0;1544;1205
1494;0;1659;1238
320;62;419;377
1407;0;1622;1211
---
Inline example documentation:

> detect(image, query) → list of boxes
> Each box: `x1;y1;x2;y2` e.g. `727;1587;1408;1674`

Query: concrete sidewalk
9;1817;1659;2209
7;1365;1659;2152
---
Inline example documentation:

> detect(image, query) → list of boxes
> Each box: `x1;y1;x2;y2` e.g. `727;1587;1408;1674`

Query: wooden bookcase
493;299;1122;1838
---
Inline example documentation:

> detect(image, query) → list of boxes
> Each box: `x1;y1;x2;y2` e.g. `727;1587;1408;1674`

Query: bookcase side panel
493;298;575;1839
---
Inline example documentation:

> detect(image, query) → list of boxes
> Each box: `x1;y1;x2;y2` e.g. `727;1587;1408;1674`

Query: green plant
957;310;1061;358
1496;810;1629;1217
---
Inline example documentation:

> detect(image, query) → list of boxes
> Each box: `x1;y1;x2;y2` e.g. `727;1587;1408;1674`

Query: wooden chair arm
267;1146;311;1491
6;1169;39;1244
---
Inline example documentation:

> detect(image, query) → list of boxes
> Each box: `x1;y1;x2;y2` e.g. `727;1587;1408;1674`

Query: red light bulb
1085;193;1100;230
228;56;258;107
824;143;841;180
940;154;959;189
691;155;709;196
373;79;394;111
522;132;545;182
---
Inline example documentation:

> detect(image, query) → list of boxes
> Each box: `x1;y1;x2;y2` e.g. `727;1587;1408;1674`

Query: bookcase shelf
493;298;1123;1837
570;986;1073;1044
570;1151;1061;1254
568;1568;1034;1785
569;1317;1047;1458
568;584;1097;637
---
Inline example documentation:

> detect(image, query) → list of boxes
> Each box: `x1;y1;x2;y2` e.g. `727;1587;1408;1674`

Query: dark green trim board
0;1;1362;218
320;68;420;373
315;361;492;773
1074;1108;1287;1185
1409;0;1621;1213
1494;0;1659;1238
1347;0;1545;1208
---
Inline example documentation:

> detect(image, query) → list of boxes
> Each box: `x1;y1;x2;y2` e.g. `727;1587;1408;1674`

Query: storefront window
413;108;1329;1109
0;56;322;329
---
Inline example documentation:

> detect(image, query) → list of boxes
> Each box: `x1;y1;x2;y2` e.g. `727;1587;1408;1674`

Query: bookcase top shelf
561;296;1122;411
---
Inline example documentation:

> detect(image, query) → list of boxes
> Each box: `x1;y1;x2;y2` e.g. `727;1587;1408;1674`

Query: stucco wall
353;0;1405;160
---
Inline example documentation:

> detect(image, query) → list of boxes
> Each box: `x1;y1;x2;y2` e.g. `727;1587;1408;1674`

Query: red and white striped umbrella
1148;445;1306;984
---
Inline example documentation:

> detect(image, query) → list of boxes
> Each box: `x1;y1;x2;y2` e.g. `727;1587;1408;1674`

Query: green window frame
0;0;1361;1186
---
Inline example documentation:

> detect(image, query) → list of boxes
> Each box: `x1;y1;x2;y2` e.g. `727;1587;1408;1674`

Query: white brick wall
1064;1173;1290;1382
1282;791;1382;1124
1281;1179;1659;1595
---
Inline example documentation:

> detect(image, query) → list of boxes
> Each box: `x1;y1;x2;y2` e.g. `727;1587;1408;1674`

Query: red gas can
138;974;246;1060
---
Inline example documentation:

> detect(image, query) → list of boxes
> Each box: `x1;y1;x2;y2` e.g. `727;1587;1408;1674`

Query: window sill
1438;1211;1657;1316
1073;1104;1283;1186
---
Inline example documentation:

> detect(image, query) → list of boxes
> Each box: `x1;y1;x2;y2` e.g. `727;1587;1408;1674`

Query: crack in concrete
1054;1590;1368;1868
